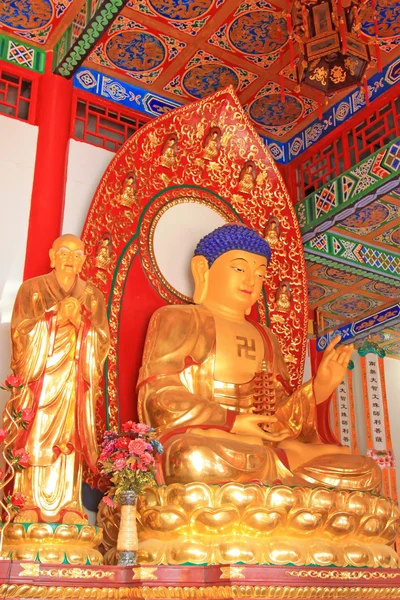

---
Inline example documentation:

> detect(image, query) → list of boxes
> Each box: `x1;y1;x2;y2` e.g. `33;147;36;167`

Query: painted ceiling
307;188;400;358
1;0;400;142
0;0;399;356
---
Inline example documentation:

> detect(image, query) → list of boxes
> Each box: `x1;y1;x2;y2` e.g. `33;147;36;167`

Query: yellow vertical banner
335;370;358;452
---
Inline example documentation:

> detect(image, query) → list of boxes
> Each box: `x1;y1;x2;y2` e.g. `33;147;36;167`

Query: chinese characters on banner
360;354;397;501
333;369;358;453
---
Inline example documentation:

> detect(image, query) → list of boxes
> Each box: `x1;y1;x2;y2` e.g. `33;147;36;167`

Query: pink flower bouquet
98;421;163;506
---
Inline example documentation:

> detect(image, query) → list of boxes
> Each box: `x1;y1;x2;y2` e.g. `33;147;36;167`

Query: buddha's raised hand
314;335;354;404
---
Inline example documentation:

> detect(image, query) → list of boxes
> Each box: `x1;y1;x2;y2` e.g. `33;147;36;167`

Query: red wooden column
23;60;73;280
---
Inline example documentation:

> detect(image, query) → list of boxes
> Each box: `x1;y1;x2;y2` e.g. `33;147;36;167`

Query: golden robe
138;305;381;491
10;271;109;522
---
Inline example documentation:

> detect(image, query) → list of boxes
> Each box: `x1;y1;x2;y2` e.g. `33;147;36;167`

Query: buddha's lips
240;289;252;295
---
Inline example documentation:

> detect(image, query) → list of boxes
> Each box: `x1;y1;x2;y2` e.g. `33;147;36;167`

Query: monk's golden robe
10;271;109;522
138;305;380;491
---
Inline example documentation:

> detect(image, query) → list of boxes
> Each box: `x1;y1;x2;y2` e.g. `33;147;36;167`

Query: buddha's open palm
314;335;354;404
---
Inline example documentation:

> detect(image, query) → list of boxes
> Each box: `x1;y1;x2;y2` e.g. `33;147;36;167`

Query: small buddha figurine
96;235;112;270
238;161;256;194
117;172;138;209
8;234;110;524
276;281;291;312
160;135;178;169
203;128;221;161
138;224;380;490
264;217;280;248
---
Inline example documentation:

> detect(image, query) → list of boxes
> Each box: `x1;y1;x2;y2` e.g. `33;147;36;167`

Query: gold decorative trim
41;568;114;580
132;567;158;581
19;563;114;579
286;569;400;580
19;563;39;577
220;566;245;579
3;584;400;599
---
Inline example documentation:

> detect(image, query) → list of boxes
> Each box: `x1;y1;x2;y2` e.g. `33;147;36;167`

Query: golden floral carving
310;66;327;85
19;563;39;577
39;568;114;580
132;567;158;581
330;65;347;84
220;566;245;579
286;569;400;580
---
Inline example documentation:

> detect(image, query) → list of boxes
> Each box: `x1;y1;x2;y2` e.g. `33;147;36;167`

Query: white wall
62;140;114;236
0;115;38;406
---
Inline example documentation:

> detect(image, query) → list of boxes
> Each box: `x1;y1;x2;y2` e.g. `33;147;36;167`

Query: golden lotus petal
217;536;260;564
141;507;188;537
374;496;393;517
309;487;335;511
139;486;161;508
26;523;54;541
346;491;371;516
308;539;343;567
167;538;211;565
344;542;373;568
216;483;264;513
190;506;240;535
265;485;297;510
2;523;25;541
372;543;399;568
242;508;285;534
164;482;213;513
359;514;387;539
264;538;304;565
138;539;166;565
378;517;400;545
289;509;325;534
325;511;358;538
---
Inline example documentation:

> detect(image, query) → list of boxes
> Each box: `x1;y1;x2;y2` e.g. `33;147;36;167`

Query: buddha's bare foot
60;509;88;524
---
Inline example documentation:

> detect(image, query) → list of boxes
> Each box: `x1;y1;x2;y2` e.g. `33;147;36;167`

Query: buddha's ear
49;248;56;269
191;255;209;304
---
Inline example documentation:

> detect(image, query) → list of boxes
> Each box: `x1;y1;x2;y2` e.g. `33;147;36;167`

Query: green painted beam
296;137;400;243
305;230;400;283
53;0;129;78
0;33;45;73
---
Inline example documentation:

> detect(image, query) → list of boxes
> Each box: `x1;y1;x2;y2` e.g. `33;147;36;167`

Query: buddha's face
206;250;267;312
50;235;86;276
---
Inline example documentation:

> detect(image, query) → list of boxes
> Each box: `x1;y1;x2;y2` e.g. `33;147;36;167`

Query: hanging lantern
292;0;371;94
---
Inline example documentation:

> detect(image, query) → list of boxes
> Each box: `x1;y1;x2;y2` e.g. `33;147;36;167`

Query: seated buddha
137;224;381;491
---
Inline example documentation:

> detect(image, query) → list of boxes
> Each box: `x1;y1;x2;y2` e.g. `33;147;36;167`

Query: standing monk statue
9;234;110;524
138;224;381;490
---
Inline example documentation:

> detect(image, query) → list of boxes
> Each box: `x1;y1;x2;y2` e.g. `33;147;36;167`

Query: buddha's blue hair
194;224;271;267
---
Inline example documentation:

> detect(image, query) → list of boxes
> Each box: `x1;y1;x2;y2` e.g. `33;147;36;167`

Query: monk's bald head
52;234;84;253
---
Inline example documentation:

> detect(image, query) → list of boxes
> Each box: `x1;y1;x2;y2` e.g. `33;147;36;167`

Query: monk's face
51;236;86;276
206;250;267;312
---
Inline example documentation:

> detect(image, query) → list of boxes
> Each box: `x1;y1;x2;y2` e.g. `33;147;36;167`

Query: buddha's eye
256;273;263;279
232;266;244;273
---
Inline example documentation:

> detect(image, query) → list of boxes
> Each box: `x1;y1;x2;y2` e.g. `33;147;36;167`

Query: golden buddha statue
117;172;138;210
96;236;112;270
238;162;256;194
138;224;380;491
160;136;177;169
264;217;280;248
9;234;110;524
203;128;220;161
276;281;291;312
